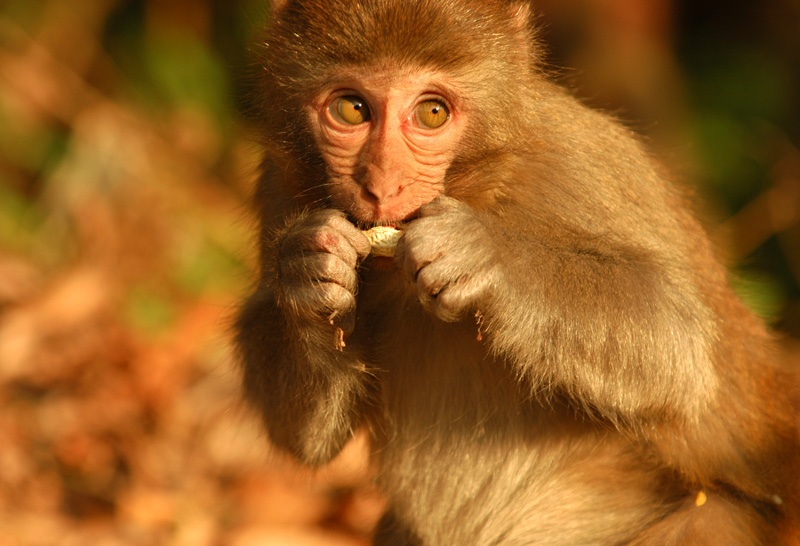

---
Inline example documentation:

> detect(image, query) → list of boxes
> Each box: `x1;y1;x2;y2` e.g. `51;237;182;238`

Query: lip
348;210;419;230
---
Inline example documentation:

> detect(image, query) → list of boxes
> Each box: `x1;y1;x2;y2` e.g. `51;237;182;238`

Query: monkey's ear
508;2;538;64
269;0;291;15
510;1;533;28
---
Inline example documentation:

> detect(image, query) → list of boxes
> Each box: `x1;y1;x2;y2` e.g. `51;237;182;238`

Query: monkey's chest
356;285;524;437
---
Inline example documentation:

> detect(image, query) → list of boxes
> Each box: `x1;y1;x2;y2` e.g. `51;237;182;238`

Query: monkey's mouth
349;213;418;231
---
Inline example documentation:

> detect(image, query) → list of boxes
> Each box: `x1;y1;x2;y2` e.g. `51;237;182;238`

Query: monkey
234;0;800;544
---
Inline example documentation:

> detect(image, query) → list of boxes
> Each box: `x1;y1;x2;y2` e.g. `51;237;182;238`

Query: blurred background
0;0;798;544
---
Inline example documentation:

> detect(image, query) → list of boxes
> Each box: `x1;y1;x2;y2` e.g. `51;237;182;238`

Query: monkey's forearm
235;289;371;465
489;247;792;500
396;197;715;425
482;234;716;425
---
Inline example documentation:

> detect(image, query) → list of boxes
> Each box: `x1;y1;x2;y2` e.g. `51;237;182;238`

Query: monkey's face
305;68;468;225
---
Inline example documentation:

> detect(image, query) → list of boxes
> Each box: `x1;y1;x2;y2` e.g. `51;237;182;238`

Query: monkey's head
253;0;543;224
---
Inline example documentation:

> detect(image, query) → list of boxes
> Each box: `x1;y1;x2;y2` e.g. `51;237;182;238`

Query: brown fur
236;0;800;543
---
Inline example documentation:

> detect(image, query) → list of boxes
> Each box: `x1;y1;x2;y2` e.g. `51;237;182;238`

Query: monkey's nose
363;165;405;205
363;183;403;205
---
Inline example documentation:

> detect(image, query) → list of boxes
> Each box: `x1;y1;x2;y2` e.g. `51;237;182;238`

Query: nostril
362;186;381;204
363;180;403;205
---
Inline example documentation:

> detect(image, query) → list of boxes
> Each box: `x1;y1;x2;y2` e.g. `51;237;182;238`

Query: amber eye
415;100;449;129
330;95;371;125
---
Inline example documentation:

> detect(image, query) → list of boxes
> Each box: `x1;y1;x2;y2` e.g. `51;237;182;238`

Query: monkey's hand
396;196;502;322
277;210;371;337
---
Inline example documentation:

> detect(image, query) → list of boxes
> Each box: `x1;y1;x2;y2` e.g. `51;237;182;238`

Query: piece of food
363;226;402;257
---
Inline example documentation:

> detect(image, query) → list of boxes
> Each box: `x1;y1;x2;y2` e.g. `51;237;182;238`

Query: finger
417;195;460;217
415;261;450;299
434;278;485;322
395;225;441;282
327;215;371;259
393;234;406;270
286;210;370;264
282;282;356;320
287;224;360;267
282;253;359;293
309;211;371;259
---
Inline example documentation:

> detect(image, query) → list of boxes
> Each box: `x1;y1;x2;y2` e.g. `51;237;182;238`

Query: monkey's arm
485;93;721;426
236;290;372;464
398;194;715;426
235;209;373;465
467;191;798;501
485;214;715;425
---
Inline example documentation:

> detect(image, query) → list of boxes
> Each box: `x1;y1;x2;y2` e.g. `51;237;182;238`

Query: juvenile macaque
235;0;800;543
